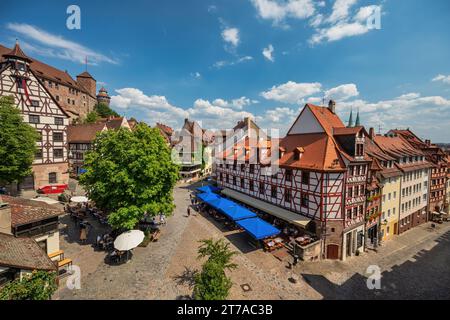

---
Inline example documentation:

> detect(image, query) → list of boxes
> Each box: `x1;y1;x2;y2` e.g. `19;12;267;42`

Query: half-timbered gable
214;101;369;260
0;43;70;189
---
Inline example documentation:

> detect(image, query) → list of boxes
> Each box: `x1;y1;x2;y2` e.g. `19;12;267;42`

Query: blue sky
1;0;450;141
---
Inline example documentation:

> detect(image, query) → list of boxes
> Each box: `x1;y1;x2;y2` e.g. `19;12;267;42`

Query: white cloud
262;44;275;62
212;56;253;69
212;97;257;110
110;89;256;129
250;0;316;25
261;81;322;104
325;83;359;101
7;23;118;65
191;72;201;79
327;0;358;23
432;74;450;85
309;2;382;45
222;27;240;47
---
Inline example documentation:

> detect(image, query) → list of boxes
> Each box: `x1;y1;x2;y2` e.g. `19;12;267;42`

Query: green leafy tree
0;271;57;300
84;111;99;123
194;239;237;300
0;95;39;184
79;124;179;230
94;102;119;118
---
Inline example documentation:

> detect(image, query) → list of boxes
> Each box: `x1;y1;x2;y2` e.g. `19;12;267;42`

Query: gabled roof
77;71;96;80
0;195;63;228
0;233;56;271
279;133;345;171
3;42;32;62
307;104;346;135
0;44;96;99
68;123;107;143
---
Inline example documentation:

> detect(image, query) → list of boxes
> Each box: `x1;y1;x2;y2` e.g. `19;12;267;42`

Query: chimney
328;100;336;114
184;118;189;124
425;139;431;146
0;202;12;235
369;127;375;139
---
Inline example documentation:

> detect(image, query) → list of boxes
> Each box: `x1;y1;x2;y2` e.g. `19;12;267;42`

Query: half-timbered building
215;101;371;260
0;43;70;190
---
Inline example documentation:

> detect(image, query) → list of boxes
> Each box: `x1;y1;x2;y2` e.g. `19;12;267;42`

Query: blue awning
196;192;220;202
206;197;236;212
196;185;220;193
221;206;257;221
236;218;281;240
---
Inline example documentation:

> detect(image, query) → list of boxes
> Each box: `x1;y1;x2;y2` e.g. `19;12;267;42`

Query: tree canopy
84;111;99;124
79;123;179;230
94;102;119;118
194;239;237;300
0;271;57;300
0;95;39;184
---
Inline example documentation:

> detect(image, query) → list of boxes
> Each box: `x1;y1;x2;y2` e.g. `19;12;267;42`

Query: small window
259;182;265;194
35;149;43;159
271;185;277;198
249;180;254;191
54;148;64;158
56;95;60;101
31;100;39;107
17;62;26;71
285;169;292;182
301;194;309;208
285;188;291;202
55;117;64;125
48;172;57;184
240;178;245;188
29;115;40;124
302;171;310;185
249;164;255;174
53;132;64;142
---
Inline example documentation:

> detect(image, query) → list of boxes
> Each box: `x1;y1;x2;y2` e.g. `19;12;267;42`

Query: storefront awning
236;217;280;240
221;188;311;228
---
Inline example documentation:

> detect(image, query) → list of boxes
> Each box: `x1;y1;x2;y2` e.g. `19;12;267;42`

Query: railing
15;221;59;237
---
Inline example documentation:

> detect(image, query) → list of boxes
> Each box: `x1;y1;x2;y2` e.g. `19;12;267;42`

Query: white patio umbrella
31;197;60;205
70;196;89;203
114;230;145;251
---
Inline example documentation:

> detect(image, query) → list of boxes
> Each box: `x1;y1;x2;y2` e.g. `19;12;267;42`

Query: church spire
355;108;360;127
347;107;354;128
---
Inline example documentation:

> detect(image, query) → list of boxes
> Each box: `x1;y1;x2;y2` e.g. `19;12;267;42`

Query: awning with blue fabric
236;217;281;240
196;192;220;202
221;206;257;221
196;185;220;193
206;197;236;213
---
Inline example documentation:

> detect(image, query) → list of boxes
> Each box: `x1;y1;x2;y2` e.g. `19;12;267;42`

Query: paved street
54;182;450;300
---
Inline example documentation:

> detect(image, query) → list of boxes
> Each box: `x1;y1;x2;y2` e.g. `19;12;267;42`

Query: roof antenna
378;123;383;134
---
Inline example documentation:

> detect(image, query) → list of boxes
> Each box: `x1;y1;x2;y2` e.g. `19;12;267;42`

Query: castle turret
97;87;111;106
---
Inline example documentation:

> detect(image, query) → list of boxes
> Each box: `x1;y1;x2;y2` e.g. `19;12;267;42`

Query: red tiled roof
68;123;107;143
0;233;56;271
0;44;95;98
0;195;63;227
279;133;345;171
3;43;32;62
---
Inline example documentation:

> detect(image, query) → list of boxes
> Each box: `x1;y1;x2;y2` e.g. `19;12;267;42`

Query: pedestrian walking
187;207;191;217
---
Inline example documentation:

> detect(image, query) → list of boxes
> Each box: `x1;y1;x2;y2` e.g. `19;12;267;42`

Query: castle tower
76;71;96;97
355;109;361;127
347;107;354;128
97;87;111;106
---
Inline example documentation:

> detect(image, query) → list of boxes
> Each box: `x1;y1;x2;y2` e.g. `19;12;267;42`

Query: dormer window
356;143;364;157
17;62;26;71
279;147;285;159
294;147;304;161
